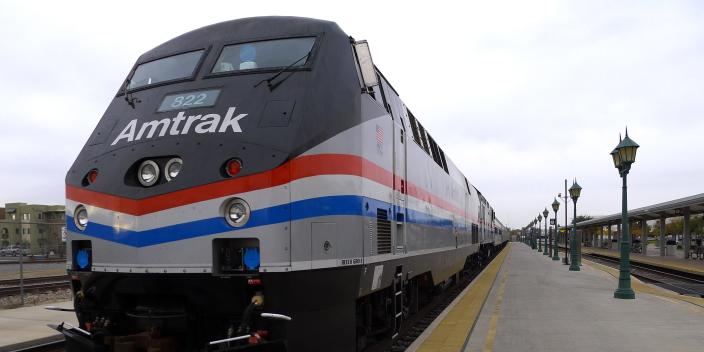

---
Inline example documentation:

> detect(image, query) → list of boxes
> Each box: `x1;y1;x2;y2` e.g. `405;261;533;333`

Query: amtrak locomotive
61;17;508;351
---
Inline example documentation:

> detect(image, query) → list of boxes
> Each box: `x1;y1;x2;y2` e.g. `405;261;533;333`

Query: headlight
74;205;88;231
225;198;250;227
164;158;183;181
138;160;159;187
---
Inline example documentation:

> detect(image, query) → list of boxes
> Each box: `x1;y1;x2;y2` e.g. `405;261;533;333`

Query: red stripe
66;153;464;217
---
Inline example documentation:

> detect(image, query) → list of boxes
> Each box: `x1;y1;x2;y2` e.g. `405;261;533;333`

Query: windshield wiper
254;52;312;91
123;79;141;108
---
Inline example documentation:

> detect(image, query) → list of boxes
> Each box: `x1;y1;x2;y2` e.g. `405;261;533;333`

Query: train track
0;258;66;265
365;244;506;352
3;340;65;352
2;337;65;352
583;253;704;297
0;275;70;298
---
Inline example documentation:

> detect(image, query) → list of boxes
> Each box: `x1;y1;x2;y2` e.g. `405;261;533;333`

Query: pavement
463;243;704;352
0;300;76;350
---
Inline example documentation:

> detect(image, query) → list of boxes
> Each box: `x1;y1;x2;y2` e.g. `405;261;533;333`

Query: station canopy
575;193;704;228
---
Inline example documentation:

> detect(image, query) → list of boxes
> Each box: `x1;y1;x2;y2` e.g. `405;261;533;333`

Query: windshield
212;37;316;74
128;50;204;90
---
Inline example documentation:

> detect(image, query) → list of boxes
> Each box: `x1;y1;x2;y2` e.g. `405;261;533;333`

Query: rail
0;275;70;298
583;253;704;297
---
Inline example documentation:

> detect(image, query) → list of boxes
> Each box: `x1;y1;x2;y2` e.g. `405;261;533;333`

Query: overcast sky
1;1;702;228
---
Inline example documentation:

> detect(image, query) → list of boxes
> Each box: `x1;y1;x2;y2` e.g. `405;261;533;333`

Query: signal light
74;205;88;231
225;158;242;177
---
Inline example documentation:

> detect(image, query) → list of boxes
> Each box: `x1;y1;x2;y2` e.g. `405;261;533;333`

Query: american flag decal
376;125;384;153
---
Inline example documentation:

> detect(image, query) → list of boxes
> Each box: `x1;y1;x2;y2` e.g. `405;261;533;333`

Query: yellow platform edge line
582;259;704;310
417;243;511;352
482;265;509;352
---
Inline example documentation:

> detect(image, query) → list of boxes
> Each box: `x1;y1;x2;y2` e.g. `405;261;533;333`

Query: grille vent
377;208;391;254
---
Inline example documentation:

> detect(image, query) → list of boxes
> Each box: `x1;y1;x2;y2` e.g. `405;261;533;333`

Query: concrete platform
410;243;704;352
0;300;77;350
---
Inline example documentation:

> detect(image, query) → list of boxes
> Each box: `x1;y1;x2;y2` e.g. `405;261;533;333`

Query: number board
158;89;221;112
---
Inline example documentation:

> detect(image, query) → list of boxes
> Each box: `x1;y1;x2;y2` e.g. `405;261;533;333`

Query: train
59;16;508;352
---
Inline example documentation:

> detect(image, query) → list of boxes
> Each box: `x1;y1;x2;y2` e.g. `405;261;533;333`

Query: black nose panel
259;100;295;127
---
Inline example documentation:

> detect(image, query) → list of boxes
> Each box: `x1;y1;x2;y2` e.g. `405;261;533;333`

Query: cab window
128;50;204;90
212;37;316;73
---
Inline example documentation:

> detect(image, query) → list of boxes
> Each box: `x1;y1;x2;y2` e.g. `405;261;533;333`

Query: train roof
138;16;345;64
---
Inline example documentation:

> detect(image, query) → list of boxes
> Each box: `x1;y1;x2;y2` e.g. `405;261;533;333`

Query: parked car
0;246;28;256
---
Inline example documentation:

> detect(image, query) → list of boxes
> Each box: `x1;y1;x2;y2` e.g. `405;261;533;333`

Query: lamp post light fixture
543;208;550;256
612;129;639;300
552;198;560;261
537;214;543;252
568;180;582;271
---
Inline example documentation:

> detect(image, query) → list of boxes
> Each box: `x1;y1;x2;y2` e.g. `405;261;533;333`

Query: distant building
0;202;65;255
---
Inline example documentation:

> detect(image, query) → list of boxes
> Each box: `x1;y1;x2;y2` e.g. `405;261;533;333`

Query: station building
0;202;65;255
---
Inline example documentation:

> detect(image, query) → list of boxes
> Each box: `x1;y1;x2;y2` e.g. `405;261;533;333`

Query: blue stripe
68;195;458;247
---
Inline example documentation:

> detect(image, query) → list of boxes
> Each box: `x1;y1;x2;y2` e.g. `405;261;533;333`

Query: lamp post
562;183;569;265
611;129;639;300
569;180;582;271
537;214;543;252
531;220;537;249
533;219;538;250
534;219;538;250
552;198;560;260
543;208;549;255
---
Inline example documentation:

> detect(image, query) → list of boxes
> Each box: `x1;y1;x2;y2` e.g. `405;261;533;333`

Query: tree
574;215;593;223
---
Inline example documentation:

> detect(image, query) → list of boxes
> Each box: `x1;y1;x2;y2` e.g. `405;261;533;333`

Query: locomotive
60;16;508;351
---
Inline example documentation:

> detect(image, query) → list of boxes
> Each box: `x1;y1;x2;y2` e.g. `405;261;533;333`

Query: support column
683;208;691;259
616;223;621;250
659;215;666;256
593;228;598;248
578;229;582;265
628;221;633;253
608;225;612;248
641;220;648;255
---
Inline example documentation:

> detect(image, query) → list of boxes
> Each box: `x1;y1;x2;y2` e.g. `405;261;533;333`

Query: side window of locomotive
212;37;316;73
368;81;385;106
416;123;431;155
407;110;422;145
128;50;204;90
438;148;449;173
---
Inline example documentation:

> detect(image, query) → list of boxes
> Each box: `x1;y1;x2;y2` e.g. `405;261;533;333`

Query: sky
0;0;702;228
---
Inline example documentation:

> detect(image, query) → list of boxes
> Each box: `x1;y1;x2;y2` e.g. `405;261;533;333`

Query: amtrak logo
111;106;247;145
